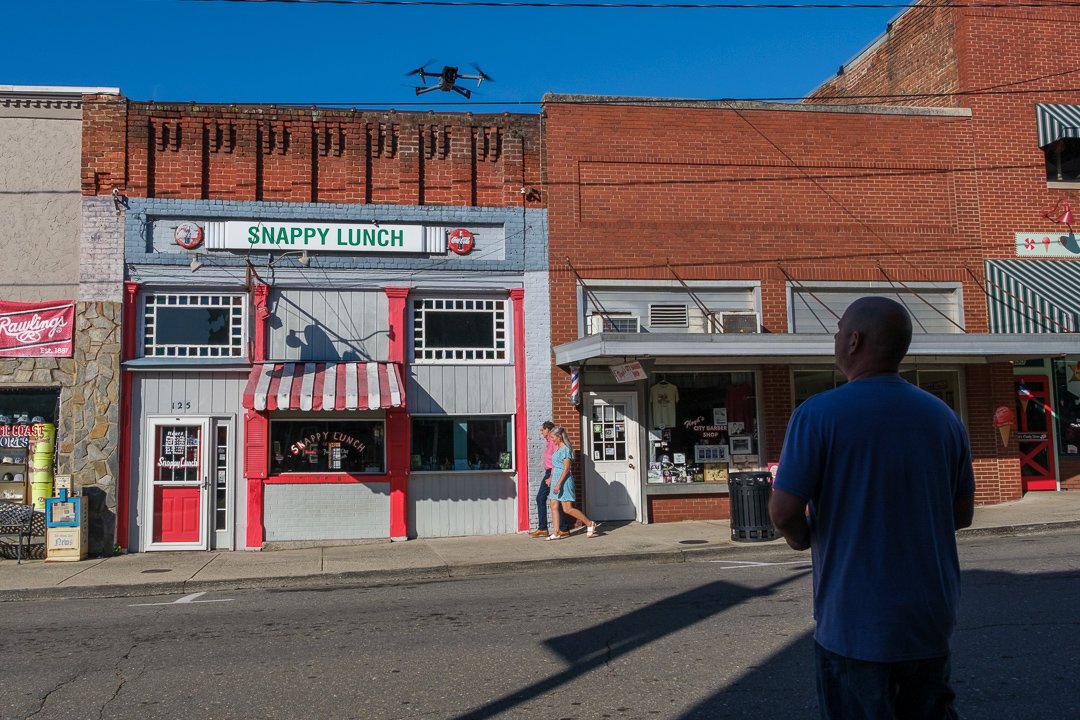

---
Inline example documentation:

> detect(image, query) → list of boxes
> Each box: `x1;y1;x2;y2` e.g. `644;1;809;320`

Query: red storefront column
245;283;271;549
385;287;410;540
509;288;530;532
116;281;139;549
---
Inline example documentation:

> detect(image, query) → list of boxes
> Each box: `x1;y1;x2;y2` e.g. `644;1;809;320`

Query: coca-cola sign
0;300;75;357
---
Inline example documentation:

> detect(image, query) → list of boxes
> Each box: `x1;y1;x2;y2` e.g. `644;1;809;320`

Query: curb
1;521;1074;603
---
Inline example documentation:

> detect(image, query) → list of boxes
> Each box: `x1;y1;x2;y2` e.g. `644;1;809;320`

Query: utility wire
185;0;1080;9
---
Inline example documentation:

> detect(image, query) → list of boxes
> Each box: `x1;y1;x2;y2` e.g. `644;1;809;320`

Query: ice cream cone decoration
993;405;1016;447
1020;396;1030;416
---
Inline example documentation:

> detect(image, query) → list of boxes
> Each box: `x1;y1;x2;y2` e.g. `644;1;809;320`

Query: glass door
1016;377;1058;491
144;417;210;550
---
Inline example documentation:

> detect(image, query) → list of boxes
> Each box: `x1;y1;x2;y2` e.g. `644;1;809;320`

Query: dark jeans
536;469;570;532
815;642;959;720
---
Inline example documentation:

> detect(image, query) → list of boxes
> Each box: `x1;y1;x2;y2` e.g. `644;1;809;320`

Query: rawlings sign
0;300;75;357
447;228;475;255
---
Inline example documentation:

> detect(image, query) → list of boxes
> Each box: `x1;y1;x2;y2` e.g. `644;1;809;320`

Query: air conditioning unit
588;313;641;335
688;308;722;334
718;311;759;334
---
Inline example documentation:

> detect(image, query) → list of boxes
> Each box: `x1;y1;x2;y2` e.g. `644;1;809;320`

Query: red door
151;423;205;544
1015;377;1057;491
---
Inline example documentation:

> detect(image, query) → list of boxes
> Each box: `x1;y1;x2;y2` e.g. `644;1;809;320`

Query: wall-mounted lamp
189;254;203;272
269;249;311;268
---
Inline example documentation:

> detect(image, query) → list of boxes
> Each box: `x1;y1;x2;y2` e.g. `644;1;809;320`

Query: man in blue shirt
770;296;976;720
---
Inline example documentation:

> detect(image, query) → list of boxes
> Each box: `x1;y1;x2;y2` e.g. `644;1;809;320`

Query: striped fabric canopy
985;259;1080;334
1035;104;1080;147
243;362;405;412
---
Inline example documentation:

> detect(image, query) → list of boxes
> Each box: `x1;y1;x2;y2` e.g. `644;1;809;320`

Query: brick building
83;96;547;550
810;0;1080;493
542;38;1078;523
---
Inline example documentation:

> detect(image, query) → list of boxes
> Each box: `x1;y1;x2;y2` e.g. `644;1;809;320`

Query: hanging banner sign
205;220;426;254
610;361;647;383
1015;232;1080;258
0;301;75;358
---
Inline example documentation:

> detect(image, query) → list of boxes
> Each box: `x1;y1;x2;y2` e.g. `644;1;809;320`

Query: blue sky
5;0;903;110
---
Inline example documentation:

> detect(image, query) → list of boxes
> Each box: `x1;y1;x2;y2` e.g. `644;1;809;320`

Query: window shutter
244;410;269;479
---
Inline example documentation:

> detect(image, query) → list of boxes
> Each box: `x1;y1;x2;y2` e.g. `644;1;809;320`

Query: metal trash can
728;472;777;542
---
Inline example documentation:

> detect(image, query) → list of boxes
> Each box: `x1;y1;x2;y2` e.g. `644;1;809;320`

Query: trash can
727;472;777;542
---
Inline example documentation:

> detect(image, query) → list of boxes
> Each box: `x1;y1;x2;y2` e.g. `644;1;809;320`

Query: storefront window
1053;358;1080;455
270;420;385;474
792;369;963;415
647;372;758;484
411;416;513;471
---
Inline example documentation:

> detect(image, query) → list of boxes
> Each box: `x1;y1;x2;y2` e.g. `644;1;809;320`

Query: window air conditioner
718;311;760;334
588;313;641;335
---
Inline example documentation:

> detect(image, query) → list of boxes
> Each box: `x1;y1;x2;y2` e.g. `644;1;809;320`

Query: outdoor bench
0;502;45;563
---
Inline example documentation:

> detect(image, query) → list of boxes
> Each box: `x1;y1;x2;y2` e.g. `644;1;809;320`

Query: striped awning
1035;104;1080;147
985;259;1080;334
243;362;405;412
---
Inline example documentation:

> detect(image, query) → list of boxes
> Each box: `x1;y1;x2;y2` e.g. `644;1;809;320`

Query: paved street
2;530;1078;720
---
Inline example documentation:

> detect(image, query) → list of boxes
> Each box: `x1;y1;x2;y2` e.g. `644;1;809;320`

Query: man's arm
953;492;974;530
769;488;811;551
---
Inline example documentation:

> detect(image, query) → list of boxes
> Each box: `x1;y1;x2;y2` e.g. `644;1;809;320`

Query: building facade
82;97;548;550
810;0;1080;493
1;85;121;557
542;94;1074;525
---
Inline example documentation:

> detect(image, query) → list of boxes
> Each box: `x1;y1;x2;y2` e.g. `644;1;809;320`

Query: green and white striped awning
985;259;1080;333
1035;104;1080;147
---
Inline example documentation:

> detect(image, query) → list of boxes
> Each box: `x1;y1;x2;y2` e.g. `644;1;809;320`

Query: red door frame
1015;375;1058;491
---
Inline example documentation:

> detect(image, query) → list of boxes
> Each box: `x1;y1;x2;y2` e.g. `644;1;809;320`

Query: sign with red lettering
447;228;475;255
0;300;75;357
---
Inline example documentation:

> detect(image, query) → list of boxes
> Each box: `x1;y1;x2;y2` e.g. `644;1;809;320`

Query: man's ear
847;330;863;354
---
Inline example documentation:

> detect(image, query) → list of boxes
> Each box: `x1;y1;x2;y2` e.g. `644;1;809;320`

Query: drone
406;63;493;98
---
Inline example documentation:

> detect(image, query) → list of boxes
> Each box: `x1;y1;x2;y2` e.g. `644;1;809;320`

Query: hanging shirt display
650;381;679;428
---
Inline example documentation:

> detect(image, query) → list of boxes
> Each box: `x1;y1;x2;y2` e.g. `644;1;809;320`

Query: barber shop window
1054;358;1080;455
143;293;245;358
411;416;513;471
412;298;508;363
270;420;385;474
1045;139;1080;183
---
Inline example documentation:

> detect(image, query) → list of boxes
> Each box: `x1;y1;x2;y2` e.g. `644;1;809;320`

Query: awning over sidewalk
1035;104;1080;147
553;332;1080;367
986;259;1080;333
243;362;405;412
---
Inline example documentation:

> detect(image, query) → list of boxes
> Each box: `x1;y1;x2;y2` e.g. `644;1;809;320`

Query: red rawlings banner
0;300;75;358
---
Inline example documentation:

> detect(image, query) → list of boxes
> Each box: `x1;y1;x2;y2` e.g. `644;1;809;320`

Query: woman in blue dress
547;426;600;540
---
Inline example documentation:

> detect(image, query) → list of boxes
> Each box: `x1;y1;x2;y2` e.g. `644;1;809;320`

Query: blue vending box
46;490;87;561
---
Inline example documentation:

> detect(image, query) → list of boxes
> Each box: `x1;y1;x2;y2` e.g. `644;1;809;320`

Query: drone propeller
469;63;493;84
405;60;436;81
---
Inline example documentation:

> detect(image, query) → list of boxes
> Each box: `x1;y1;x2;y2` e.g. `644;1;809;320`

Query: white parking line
129;592;234;607
704;560;812;569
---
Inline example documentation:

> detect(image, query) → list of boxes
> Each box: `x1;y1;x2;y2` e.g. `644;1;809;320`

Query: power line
183;0;1080;9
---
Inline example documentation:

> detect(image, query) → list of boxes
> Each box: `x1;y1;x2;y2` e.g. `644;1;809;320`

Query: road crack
25;673;82;719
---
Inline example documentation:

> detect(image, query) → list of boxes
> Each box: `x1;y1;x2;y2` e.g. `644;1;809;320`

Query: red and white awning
243;362;405;412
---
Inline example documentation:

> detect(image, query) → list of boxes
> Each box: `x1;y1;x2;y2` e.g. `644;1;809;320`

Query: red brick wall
82;97;542;209
648;495;730;523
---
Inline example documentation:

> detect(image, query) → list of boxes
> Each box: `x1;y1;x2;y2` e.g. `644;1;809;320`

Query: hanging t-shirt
650;382;679;428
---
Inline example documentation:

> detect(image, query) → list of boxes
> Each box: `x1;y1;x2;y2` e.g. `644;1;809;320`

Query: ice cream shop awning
243;362;405;412
1035;104;1080;147
985;259;1080;333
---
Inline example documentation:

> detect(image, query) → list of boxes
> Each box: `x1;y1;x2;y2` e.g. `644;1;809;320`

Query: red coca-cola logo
447;228;475;255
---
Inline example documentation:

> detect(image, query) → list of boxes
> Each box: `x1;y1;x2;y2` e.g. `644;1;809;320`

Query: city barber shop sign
205;221;426;255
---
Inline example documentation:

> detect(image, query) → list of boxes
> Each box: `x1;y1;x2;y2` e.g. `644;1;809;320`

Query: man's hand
769;488;811;551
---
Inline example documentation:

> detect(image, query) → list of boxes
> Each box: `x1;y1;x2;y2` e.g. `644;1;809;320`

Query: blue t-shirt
775;376;975;662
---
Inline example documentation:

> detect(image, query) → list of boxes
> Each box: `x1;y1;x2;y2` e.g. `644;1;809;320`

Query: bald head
835;297;913;378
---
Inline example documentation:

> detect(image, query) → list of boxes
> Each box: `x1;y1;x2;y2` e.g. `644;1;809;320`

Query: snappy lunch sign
205;221;426;254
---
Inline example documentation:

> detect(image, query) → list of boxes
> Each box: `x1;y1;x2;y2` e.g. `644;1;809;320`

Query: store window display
270;419;385;474
1054;358;1080;455
647;372;759;484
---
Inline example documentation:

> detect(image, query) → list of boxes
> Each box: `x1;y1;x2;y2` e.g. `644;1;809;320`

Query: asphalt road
2;530;1078;720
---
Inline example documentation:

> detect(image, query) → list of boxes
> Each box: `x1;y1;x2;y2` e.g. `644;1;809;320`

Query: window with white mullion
143;292;247;358
413;297;510;363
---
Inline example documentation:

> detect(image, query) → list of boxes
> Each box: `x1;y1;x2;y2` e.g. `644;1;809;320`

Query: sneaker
544;533;562;541
586;523;601;538
528;529;549;538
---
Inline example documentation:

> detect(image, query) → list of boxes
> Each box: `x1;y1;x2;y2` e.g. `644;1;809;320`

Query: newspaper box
46;489;87;561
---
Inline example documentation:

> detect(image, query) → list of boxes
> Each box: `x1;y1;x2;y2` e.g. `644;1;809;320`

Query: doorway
1015;376;1058;491
142;416;233;550
584;392;641;522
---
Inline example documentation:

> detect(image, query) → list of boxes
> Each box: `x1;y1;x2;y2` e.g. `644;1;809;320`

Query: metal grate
649;304;689;329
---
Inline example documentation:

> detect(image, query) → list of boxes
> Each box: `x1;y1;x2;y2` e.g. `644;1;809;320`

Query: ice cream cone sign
994;406;1016;446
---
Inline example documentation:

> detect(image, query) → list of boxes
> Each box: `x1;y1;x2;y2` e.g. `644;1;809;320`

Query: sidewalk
2;491;1078;602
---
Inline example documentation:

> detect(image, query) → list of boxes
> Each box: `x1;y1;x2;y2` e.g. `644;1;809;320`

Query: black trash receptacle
728;472;777;542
